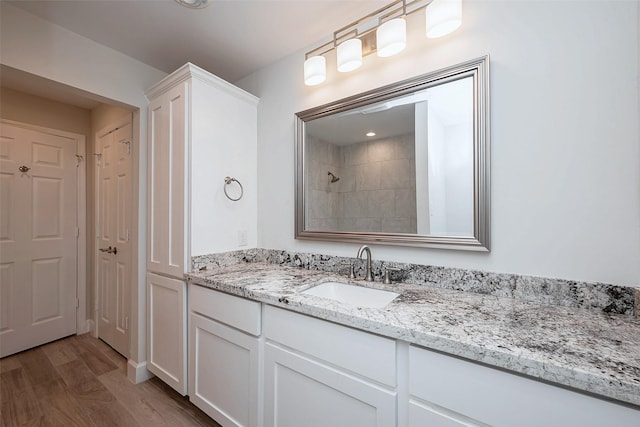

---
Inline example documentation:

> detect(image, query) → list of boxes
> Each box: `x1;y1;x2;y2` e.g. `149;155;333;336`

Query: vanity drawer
408;345;640;427
189;284;261;336
264;305;396;387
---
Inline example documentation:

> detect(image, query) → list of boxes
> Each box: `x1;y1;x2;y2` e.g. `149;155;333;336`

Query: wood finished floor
0;334;222;427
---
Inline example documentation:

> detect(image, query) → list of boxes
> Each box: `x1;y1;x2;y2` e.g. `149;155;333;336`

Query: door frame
1;118;88;335
93;113;134;354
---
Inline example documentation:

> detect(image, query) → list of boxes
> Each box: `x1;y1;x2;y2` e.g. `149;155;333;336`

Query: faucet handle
341;262;356;279
383;267;401;284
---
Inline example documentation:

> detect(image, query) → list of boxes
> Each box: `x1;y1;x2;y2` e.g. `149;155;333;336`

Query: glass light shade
337;38;362;72
376;18;407;57
426;0;462;38
304;56;326;86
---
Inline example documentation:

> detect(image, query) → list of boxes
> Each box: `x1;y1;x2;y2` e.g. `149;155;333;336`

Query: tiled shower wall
307;134;416;233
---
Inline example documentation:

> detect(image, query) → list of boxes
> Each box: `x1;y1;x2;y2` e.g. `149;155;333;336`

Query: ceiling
1;65;108;110
6;0;389;83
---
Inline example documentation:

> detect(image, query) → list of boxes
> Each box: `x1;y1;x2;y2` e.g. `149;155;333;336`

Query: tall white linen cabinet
144;63;258;395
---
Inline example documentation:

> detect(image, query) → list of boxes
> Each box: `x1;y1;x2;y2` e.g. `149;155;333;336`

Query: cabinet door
264;342;396;427
146;273;187;395
189;312;260;427
147;82;189;277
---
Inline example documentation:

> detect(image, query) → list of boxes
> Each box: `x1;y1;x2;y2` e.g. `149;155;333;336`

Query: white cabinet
188;284;262;427
263;306;396;427
146;273;187;395
145;63;258;394
407;344;640;427
146;62;259;274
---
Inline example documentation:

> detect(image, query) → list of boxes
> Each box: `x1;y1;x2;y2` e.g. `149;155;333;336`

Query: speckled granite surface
186;257;640;407
192;248;637;317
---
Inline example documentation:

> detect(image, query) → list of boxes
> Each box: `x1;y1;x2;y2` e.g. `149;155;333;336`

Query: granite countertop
185;262;640;407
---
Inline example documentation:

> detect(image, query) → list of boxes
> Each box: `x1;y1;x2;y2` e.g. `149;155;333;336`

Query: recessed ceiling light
366;132;376;137
174;0;210;9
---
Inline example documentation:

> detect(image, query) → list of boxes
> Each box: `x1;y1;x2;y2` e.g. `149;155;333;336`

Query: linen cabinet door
146;272;187;395
264;342;396;427
147;82;188;278
189;312;260;427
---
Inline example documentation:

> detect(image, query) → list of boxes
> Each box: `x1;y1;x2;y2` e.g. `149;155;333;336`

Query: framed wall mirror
295;56;490;251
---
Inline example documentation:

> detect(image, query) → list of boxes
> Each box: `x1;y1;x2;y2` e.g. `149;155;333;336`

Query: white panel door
189;312;260;427
147;83;188;277
96;117;132;357
0;122;77;357
147;272;187;395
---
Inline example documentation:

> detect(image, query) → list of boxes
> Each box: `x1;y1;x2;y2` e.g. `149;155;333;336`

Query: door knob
99;246;118;255
19;165;30;173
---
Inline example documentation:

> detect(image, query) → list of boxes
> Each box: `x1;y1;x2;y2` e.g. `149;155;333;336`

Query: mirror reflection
305;76;473;237
295;56;490;250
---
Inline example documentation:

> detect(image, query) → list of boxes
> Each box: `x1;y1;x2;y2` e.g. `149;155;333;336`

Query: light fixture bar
305;0;430;60
304;0;463;86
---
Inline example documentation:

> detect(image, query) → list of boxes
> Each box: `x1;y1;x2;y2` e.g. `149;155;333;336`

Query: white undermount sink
302;281;399;308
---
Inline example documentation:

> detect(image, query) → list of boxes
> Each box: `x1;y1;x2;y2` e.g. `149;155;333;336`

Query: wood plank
41;337;79;367
143;378;221;427
88;336;128;370
19;347;60;386
57;359;138;427
0;354;21;373
98;368;176;427
67;335;119;376
0;368;43;426
1;335;219;427
99;368;219;427
32;378;94;427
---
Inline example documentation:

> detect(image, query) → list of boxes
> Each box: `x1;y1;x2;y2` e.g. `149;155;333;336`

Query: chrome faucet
356;245;374;281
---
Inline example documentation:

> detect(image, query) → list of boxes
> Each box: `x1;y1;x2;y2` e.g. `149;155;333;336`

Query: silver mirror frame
295;55;490;251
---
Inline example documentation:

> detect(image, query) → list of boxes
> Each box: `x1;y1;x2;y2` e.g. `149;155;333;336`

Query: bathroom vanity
183;254;639;427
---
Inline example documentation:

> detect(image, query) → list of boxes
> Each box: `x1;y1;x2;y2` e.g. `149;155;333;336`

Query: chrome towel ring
224;176;243;201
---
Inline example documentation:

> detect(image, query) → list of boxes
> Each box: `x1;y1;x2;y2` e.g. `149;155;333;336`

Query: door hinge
120;139;131;154
76;298;80;309
124;316;129;330
75;227;80;238
126;229;130;242
75;154;84;167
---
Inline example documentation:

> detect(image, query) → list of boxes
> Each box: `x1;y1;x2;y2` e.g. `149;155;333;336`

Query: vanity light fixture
337;38;363;72
426;0;462;38
377;17;407;57
304;56;327;86
303;0;463;86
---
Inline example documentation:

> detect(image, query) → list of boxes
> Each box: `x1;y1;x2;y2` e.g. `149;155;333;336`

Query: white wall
237;0;640;287
1;2;167;372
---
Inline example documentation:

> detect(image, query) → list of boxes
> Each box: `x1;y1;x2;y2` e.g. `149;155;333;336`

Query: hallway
0;334;221;426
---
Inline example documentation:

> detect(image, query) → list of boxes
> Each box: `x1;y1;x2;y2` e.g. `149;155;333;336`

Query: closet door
0;121;78;357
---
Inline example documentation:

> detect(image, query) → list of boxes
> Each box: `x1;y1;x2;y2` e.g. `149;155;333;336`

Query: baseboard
82;319;95;336
127;359;154;384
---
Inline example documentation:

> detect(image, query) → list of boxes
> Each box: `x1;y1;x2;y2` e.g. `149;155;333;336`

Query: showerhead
328;171;340;183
